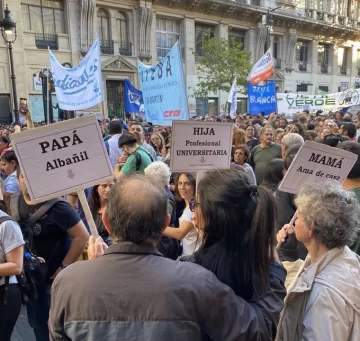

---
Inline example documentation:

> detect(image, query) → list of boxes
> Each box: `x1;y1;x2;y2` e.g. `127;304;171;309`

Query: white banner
277;89;360;114
49;37;103;110
227;77;237;119
247;48;274;85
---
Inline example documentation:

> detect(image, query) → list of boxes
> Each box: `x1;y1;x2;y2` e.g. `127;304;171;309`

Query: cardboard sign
170;121;233;172
11;115;114;203
279;141;358;195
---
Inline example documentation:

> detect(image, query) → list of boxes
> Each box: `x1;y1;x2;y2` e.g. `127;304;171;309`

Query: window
273;36;281;69
319;85;329;92
295;40;308;62
357;50;360;75
156;18;180;58
21;0;64;49
97;9;113;54
340;47;349;75
195;23;215;57
97;9;109;41
318;43;330;65
296;84;308;92
229;29;245;50
117;12;131;56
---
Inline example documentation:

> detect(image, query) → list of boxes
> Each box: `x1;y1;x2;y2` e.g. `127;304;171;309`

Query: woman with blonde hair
232;129;246;146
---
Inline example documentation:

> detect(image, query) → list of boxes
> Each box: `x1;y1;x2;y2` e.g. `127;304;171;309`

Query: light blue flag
138;42;188;125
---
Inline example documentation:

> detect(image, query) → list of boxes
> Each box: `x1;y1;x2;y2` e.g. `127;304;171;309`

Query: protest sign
170;121;233;172
277;89;360;114
247;48;274;85
49;37;103;111
248;81;277;115
138;41;188;125
11;115;113;203
278;141;358;195
124;80;145;115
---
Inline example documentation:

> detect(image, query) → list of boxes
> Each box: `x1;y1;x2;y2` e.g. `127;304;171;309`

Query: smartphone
19;98;27;114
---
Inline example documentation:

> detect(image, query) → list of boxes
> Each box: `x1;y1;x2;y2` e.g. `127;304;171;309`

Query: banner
227;78;237;119
138;41;188;125
124;80;145;115
248;81;276;116
247;48;274;85
49;37;103;110
277;89;360;114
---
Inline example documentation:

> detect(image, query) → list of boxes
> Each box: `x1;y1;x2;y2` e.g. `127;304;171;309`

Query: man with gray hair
50;175;286;341
280;133;304;159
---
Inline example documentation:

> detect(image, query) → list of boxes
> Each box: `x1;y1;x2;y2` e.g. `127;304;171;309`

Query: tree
192;31;252;98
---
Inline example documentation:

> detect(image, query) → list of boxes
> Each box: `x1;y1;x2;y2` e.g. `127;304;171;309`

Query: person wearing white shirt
0;210;24;340
163;172;199;256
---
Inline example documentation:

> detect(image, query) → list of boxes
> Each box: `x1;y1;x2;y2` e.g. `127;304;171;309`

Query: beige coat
276;246;360;341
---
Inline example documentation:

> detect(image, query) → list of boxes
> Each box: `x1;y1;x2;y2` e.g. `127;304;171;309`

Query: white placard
279;141;358;195
11;115;114;203
170;121;233;172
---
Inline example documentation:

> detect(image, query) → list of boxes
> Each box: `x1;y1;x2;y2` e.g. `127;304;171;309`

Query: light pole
0;5;20;125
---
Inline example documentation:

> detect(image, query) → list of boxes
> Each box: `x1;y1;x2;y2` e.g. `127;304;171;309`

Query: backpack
134;150;154;171
8;195;62;304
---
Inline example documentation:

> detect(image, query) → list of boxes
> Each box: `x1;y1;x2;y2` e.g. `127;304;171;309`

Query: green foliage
192;31;252;98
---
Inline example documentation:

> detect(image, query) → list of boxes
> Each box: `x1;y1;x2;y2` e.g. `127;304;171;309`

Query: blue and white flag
248;81;277;116
124;80;145;115
227;78;237;119
49;37;103;110
138;41;188;125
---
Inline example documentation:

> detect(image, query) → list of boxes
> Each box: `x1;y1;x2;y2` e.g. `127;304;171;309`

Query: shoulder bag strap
28;198;63;226
9;193;21;222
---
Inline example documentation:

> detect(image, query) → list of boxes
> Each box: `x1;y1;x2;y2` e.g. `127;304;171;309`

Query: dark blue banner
248;81;277;115
124;80;144;114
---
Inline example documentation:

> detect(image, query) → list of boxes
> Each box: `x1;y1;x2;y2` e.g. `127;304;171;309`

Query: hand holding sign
10;115;114;237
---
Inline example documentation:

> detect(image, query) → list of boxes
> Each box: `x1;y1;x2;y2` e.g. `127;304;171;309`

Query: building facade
0;0;359;120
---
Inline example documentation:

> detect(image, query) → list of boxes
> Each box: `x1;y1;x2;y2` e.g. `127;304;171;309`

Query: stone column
182;17;196;115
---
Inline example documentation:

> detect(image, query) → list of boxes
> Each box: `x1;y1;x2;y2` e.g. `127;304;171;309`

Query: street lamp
0;5;20;125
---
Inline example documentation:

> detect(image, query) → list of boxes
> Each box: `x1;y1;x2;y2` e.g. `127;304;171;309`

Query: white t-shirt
0;211;24;285
180;206;200;256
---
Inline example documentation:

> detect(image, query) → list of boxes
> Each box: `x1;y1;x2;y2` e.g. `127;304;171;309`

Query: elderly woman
276;181;360;341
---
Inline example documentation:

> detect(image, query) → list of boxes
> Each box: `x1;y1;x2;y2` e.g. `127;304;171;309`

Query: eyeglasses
189;197;200;212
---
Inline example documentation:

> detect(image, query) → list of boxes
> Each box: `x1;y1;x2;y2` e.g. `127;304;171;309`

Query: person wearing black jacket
275;145;307;262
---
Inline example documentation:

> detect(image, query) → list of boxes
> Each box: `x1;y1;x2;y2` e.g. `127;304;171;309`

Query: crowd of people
0;106;359;341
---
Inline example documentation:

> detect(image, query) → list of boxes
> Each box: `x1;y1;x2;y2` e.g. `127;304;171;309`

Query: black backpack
134;150;154;171
7;195;62;304
0;215;38;306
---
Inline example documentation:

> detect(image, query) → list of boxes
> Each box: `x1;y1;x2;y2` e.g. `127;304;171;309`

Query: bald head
107;175;168;244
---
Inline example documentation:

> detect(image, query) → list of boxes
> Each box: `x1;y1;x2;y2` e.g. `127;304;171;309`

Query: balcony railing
119;42;132;56
298;62;307;72
100;40;114;55
274;59;281;69
35;33;57;50
319;64;329;74
340;65;348;75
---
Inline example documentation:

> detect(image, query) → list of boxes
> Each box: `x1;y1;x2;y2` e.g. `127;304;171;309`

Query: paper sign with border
11;115;114;203
278;141;358;195
170;121;233;172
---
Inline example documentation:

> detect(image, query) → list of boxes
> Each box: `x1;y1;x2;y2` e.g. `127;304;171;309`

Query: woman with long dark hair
261;158;284;193
184;169;286;339
163;172;199;255
87;182;114;245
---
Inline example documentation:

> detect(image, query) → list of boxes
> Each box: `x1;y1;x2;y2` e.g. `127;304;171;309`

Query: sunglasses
189;197;200;212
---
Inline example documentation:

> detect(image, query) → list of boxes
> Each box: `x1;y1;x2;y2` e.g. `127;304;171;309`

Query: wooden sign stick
77;189;99;238
276;210;297;250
